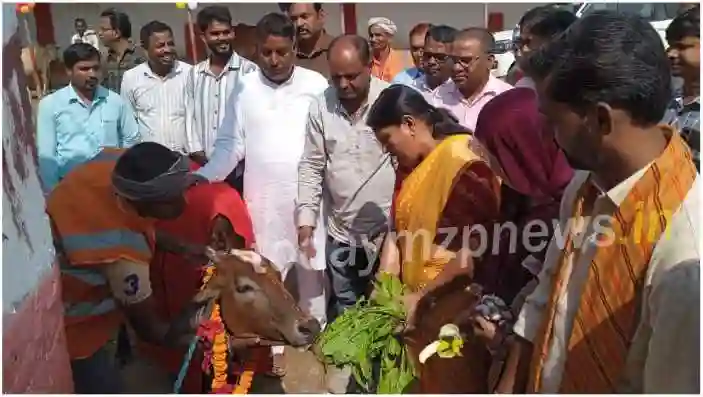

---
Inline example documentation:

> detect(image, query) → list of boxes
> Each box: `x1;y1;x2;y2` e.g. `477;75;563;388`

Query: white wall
355;3;547;48
2;3;56;313
49;3;544;56
50;2;343;57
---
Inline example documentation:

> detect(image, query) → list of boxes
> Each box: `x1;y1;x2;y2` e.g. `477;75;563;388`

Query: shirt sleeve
644;258;700;393
36;97;58;193
184;68;203;153
102;258;153;305
118;95;141;148
195;87;246;181
296;98;326;228
120;72;138;122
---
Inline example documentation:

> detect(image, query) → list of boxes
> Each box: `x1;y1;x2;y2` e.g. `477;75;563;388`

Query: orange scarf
528;129;697;393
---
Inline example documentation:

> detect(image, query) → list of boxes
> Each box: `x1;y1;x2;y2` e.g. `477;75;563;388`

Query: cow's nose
296;317;321;340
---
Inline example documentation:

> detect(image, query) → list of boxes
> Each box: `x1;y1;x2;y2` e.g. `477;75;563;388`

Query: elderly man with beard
297;35;394;392
192;12;329;377
37;43;139;193
282;2;334;78
368;17;411;82
121;21;193;153
185;6;257;191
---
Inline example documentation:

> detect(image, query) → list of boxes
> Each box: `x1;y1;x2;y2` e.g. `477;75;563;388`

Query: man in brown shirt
98;8;145;93
282;3;333;78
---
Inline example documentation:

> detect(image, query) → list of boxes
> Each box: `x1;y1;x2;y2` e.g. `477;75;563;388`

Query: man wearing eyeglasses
431;27;512;131
409;24;457;101
98;8;144;93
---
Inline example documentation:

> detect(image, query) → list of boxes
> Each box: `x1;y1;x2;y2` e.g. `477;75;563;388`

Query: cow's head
193;246;320;349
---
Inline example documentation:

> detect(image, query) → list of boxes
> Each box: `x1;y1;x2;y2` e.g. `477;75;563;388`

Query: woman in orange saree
368;84;501;312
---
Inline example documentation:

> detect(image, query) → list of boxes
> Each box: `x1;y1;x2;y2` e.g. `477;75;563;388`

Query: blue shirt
37;85;140;192
391;67;423;87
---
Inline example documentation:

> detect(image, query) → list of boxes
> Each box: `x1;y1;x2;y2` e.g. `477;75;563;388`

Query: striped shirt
120;60;194;152
185;52;257;154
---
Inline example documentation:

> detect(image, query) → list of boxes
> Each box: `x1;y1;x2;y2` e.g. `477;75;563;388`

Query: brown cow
402;275;492;393
21;44;59;98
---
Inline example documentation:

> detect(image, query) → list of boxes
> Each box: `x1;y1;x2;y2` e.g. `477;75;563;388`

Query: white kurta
196;67;330;332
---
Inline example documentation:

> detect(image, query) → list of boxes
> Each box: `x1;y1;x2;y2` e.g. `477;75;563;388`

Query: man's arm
296;100;326;229
118;94;141;147
644;259;700;393
120;72;138;121
195;88;246;182
36;97;58;192
103;259;204;348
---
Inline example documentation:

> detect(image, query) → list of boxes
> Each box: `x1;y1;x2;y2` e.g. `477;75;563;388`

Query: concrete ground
120;345;327;394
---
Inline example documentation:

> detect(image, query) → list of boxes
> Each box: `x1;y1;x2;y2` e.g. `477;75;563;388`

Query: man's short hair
63;43;101;69
426;25;458;45
140;21;173;48
100;8;132;39
278;3;322;13
255;13;295;42
667;5;700;42
74;18;86;26
542;10;671;126
327;34;371;65
409;22;431;38
456;27;495;53
196;6;232;33
519;6;577;39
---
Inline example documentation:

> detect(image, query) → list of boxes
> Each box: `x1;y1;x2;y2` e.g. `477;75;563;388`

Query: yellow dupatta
394;134;482;291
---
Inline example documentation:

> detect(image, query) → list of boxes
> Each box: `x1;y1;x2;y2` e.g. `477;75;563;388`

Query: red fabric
140;163;255;393
474;87;573;202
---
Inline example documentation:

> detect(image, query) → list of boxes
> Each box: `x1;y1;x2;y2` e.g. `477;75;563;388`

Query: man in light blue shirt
37;43;140;192
390;22;430;86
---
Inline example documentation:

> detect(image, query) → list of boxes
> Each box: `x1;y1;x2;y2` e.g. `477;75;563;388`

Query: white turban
368;17;398;36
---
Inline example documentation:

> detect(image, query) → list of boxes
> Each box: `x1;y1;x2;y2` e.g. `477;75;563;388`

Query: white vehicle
492;2;682;79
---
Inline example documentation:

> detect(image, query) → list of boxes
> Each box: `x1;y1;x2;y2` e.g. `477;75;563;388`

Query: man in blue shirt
391;22;430;86
37;43;140;192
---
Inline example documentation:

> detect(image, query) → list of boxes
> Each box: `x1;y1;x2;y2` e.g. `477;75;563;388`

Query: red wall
2;267;74;393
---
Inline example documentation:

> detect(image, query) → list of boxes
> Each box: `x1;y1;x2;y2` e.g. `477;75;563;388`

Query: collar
107;42;136;60
198;52;243;76
414;75;445;94
66;84;108;104
334;77;387;119
259;66;297;88
372;47;394;65
142;60;185;79
450;75;503;106
297;32;333;59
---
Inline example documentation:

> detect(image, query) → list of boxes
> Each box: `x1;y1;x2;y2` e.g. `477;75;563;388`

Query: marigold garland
200;266;255;394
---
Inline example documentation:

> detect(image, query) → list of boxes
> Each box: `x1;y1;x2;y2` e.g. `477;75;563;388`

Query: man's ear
594;102;615;138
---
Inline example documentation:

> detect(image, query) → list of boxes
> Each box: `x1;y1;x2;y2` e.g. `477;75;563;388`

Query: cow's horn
204;246;220;262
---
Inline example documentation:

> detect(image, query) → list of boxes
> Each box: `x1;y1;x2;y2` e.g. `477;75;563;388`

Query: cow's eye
235;284;255;294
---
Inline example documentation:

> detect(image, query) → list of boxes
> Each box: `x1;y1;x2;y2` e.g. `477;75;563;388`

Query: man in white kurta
194;13;329;372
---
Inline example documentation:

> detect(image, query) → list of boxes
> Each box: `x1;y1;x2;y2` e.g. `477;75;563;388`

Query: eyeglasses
423;51;450;63
449;55;481;68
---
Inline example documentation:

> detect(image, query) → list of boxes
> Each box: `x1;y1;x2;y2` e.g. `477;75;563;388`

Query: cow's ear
193;280;222;303
205;246;225;263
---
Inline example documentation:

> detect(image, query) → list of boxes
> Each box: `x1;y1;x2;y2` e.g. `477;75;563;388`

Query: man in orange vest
47;142;207;393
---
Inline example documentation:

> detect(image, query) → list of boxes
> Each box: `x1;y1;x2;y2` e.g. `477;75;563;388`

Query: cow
21;43;59;98
401;275;492;393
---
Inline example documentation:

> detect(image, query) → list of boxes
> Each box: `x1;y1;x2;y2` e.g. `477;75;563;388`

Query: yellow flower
418;324;464;364
176;2;187;9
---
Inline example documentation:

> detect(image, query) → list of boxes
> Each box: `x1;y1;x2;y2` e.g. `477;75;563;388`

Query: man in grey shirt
297;35;395;324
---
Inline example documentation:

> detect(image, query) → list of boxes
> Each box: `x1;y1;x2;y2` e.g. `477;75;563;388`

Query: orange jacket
47;148;156;360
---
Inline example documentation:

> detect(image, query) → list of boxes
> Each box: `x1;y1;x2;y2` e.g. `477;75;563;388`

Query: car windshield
576;2;681;21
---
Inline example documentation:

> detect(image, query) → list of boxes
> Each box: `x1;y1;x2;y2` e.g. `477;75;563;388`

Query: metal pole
187;8;198;63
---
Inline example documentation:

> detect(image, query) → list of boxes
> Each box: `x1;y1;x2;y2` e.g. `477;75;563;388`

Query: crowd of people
38;2;699;394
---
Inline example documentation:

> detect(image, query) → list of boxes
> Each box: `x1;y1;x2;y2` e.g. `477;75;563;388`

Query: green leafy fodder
315;273;417;393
